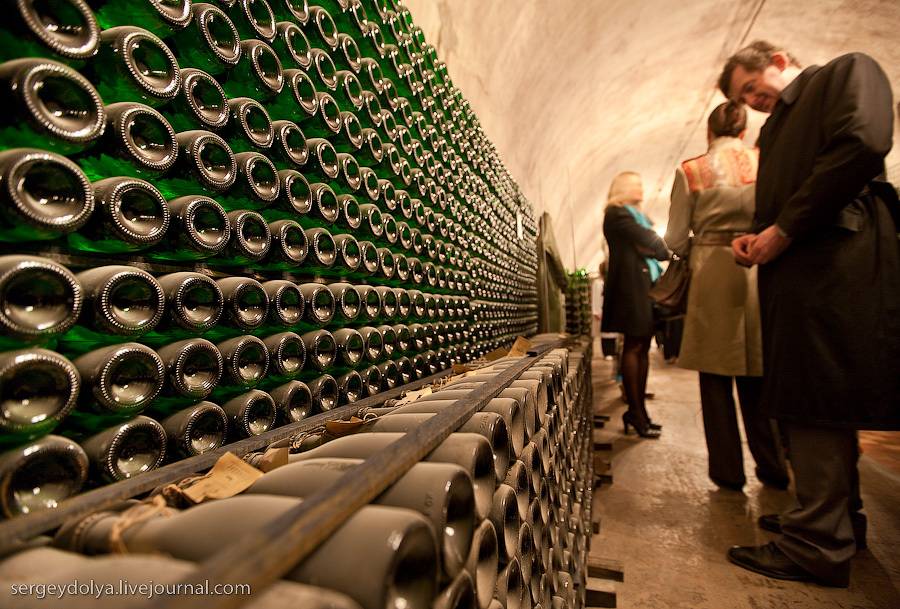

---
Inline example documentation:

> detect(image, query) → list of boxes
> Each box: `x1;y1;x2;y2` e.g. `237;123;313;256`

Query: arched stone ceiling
405;0;900;272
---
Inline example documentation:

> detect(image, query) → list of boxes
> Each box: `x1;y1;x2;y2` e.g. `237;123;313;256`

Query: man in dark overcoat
719;41;899;587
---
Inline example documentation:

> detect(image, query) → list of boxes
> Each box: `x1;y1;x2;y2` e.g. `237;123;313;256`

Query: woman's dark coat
754;53;899;430
600;206;669;337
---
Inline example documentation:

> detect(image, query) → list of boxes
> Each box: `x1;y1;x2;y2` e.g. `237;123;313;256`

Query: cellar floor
589;341;900;609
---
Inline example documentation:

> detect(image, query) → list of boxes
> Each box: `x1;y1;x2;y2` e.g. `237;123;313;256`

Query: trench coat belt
693;230;751;246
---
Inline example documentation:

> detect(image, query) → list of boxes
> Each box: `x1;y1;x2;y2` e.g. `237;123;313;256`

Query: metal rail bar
0;368;453;554
150;342;556;609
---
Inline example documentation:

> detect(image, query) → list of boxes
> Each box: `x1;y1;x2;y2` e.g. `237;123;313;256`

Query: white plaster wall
405;0;900;271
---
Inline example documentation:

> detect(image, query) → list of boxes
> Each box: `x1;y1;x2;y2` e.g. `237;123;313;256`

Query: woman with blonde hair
601;172;670;437
665;101;787;491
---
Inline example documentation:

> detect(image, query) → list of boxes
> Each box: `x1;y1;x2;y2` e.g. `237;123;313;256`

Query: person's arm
665;167;693;257
606;207;670;260
774;53;894;238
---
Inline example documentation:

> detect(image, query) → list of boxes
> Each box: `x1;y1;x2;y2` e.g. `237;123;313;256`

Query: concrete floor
589;343;900;609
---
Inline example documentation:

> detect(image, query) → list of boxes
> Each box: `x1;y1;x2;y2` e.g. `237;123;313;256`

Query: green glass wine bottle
332;70;364;113
58;266;165;355
75;415;167;482
90;26;182;106
307;374;338;412
259;331;305;385
333;32;362;73
221;389;277;438
301;227;338;274
156;130;236;200
306;139;342;185
262;219;309;270
301;93;343;139
214;210;272;267
337;194;361;230
76;102;177;182
354;285;383;324
272;21;311;70
215;334;269;391
327;282;361;324
0;0;99;64
68;177;170;254
261;169;312;222
93;0;192;39
0;256;83;351
269;68;319;123
0;349;81;448
150;195;231;262
224;98;275;153
270;120;309;169
357;326;384;363
360;364;382;397
331;154;362;196
221;39;283;100
232;0;277;43
158;401;228;458
143;272;223;346
217;152;280;211
166;68;230;133
358;167;382;202
357;240;379;277
0;58;105;154
64;343;165;431
377;359;399;390
168;3;241;75
268;379;313;423
304;6;339;51
210;277;269;339
270;0;309;23
300;329;336;372
331;233;362;278
335;370;363;405
298;283;336;329
261;281;305;329
331;110;364;152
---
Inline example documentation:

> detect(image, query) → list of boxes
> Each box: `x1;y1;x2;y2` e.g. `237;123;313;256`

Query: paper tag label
394;385;433;407
325;416;368;436
182;453;263;503
507;336;534;358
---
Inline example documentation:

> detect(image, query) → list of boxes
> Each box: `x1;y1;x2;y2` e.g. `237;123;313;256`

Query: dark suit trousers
776;424;865;585
698;373;786;487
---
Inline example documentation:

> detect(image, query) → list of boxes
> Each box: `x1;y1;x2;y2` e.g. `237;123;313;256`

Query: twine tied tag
507;336;534;358
324;416;368;436
179;453;264;504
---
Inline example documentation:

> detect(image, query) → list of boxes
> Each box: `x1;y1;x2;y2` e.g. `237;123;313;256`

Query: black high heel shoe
622;411;662;438
648;420;662;431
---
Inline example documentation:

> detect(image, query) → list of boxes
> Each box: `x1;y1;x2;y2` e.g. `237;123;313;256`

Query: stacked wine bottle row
0;0;538;508
0;338;592;609
565;270;592;336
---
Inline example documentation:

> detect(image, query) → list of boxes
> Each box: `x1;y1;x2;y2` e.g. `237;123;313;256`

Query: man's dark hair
708;101;747;137
718;40;801;97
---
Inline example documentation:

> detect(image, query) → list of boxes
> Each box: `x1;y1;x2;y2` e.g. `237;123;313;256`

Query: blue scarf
623;205;662;283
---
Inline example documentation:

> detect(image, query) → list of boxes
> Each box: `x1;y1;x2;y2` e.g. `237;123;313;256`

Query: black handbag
649;254;690;314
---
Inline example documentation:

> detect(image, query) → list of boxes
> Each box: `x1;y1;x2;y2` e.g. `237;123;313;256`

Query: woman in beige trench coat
665;102;787;491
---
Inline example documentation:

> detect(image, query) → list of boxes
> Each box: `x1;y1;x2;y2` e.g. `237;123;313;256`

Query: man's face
729;63;787;113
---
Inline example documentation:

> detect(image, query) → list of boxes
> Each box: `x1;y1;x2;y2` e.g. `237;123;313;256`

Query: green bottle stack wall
0;0;538;513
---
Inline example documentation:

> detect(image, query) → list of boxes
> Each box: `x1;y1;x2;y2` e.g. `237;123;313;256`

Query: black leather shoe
727;542;814;582
758;514;868;551
758;513;782;533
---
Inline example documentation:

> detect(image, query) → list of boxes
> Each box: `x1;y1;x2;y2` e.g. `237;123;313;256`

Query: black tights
622;334;653;423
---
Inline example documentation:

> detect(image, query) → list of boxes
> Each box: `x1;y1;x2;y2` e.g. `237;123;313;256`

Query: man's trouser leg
776;423;858;585
699;372;744;487
734;376;787;484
